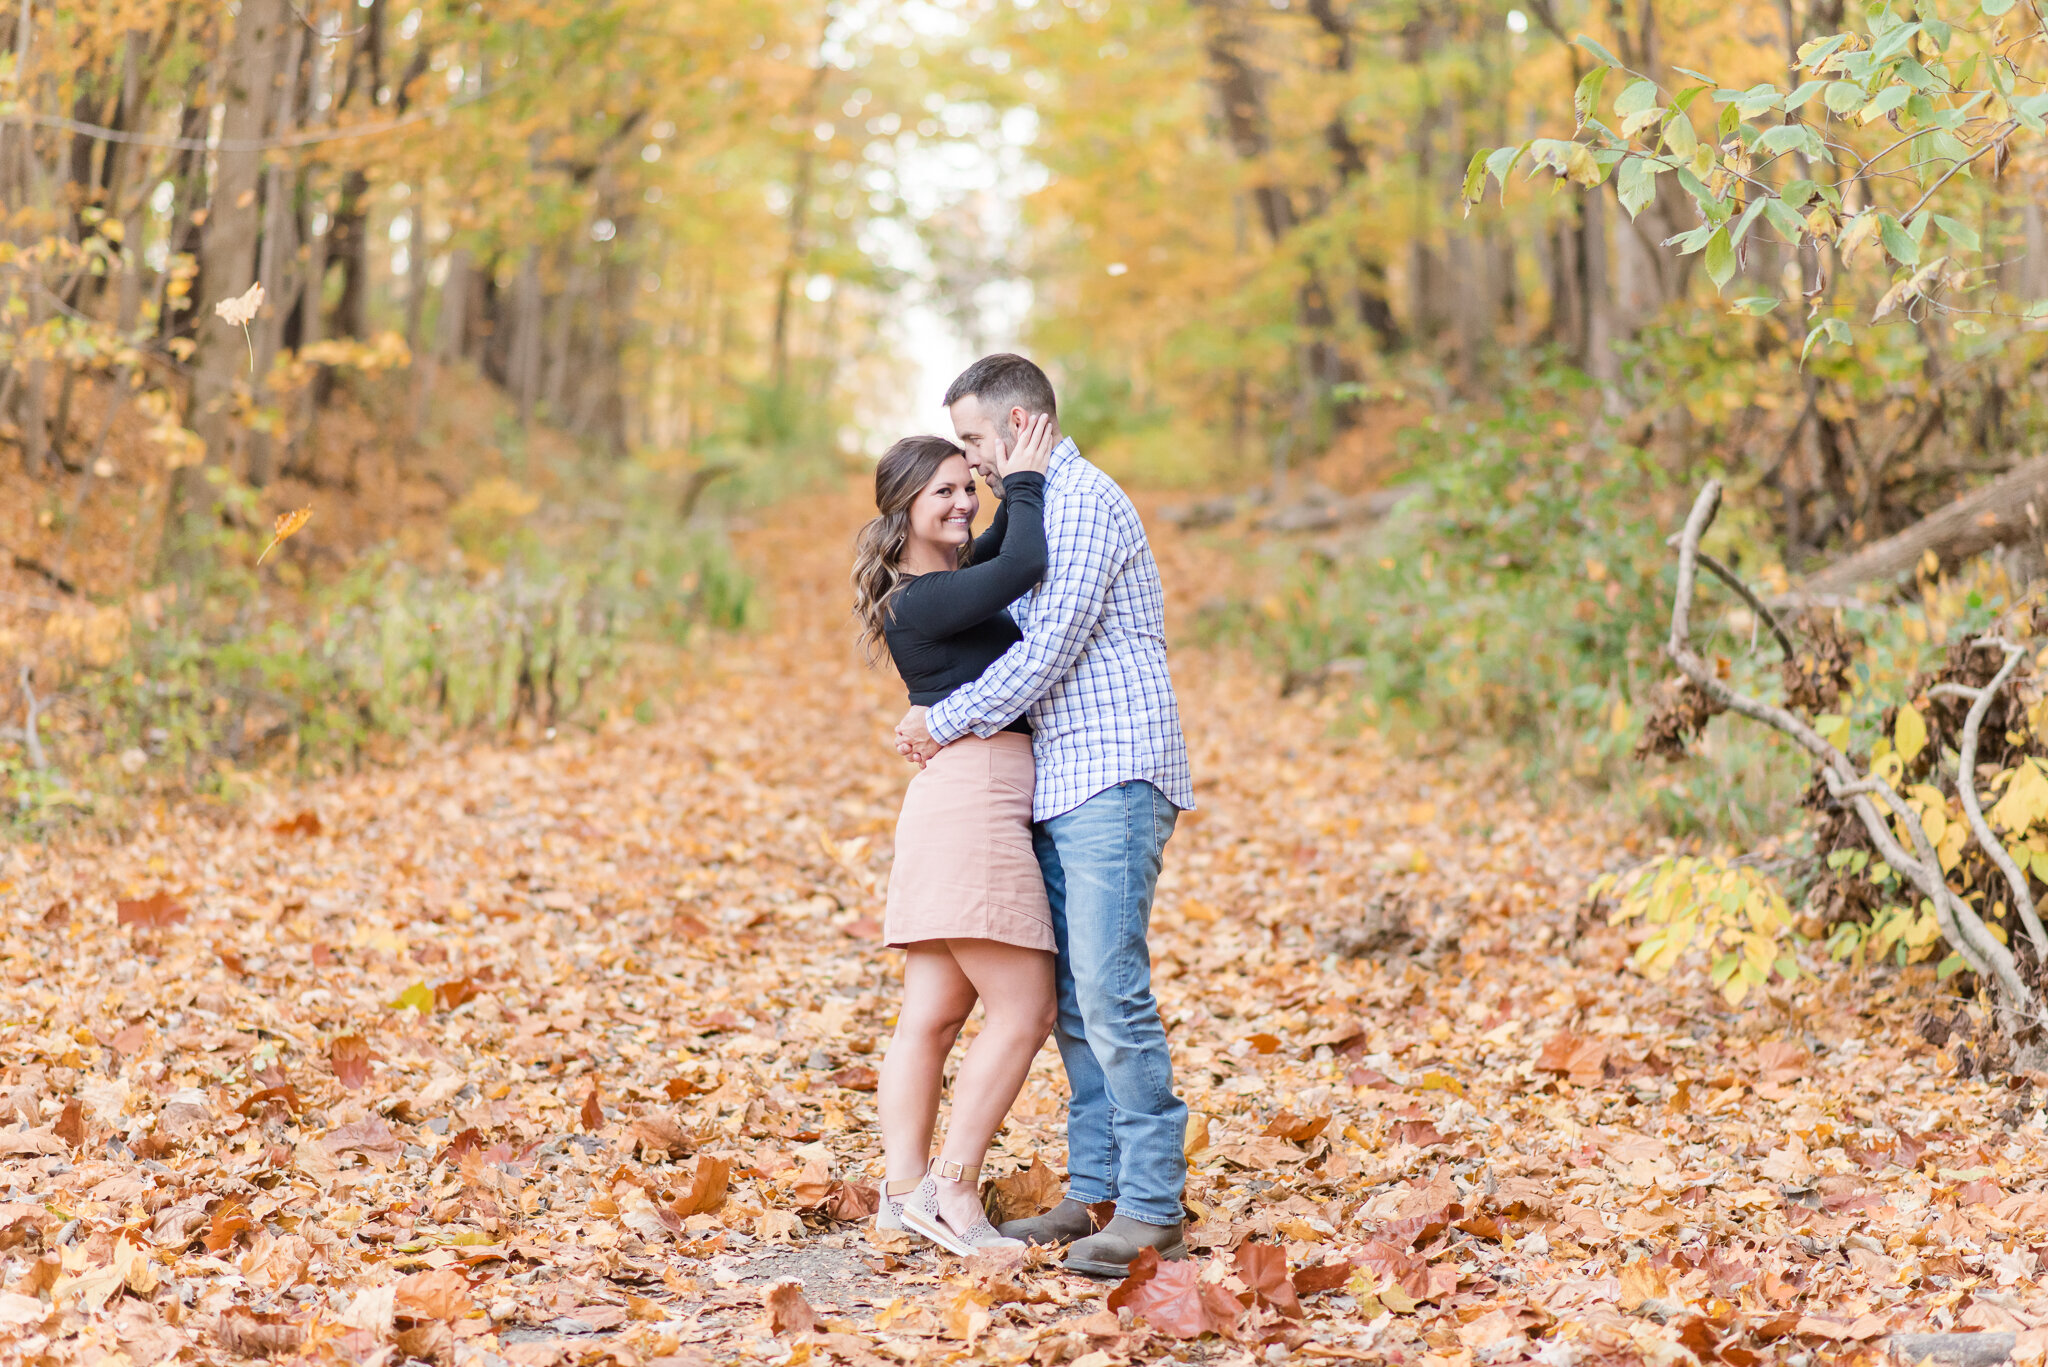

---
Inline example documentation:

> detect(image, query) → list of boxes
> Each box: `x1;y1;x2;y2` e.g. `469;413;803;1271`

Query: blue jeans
1032;780;1184;1225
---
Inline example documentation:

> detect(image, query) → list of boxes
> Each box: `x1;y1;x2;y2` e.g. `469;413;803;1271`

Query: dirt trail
1;474;2040;1367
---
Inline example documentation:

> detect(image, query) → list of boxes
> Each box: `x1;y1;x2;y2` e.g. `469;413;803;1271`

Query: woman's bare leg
930;938;1056;1231
877;944;977;1191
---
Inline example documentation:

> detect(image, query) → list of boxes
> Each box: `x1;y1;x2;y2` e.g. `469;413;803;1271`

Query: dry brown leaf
394;1267;475;1322
628;1114;696;1160
672;1154;731;1216
255;505;312;565
763;1279;817;1335
329;1035;373;1090
984;1155;1060;1225
116;893;187;928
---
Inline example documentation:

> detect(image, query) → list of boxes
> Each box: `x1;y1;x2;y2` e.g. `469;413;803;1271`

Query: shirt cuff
926;696;970;745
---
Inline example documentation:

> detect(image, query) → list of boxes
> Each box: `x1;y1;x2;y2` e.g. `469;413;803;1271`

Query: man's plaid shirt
927;437;1195;822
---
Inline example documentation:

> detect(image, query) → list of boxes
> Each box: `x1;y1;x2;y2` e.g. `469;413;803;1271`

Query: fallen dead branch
1801;452;2048;597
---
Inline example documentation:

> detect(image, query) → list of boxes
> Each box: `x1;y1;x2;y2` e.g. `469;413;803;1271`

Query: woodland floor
2;475;2046;1367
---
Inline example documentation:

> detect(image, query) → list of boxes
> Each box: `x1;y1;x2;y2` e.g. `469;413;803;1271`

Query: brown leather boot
996;1197;1097;1246
1061;1214;1187;1278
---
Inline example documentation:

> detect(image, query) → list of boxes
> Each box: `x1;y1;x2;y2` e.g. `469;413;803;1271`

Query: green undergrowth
1229;357;2043;854
4;454;752;834
1209;366;1808;841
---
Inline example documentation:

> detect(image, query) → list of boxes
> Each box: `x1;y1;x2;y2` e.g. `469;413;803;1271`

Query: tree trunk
771;64;826;393
163;0;289;574
510;247;543;425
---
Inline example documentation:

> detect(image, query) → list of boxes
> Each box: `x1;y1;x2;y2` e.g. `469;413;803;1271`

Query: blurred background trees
5;0;2048;893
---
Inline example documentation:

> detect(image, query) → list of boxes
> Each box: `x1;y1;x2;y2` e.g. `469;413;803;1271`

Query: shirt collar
1048;435;1080;477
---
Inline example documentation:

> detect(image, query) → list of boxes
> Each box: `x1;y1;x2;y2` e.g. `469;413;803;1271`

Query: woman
849;415;1058;1255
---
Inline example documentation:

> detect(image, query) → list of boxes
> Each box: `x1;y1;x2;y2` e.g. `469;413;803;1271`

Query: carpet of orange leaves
2;476;2046;1367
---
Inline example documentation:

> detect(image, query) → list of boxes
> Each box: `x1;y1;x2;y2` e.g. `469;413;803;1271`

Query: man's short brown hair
943;353;1057;422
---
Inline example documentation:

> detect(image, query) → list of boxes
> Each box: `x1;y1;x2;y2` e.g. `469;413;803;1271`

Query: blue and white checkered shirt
926;437;1195;822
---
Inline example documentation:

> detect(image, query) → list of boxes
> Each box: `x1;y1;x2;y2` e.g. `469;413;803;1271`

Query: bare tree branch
1665;482;2034;1009
1936;641;2048;962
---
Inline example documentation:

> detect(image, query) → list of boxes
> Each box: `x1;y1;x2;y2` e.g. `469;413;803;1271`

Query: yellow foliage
1988;759;2048;835
1893;704;1927;767
1598;855;1798;1005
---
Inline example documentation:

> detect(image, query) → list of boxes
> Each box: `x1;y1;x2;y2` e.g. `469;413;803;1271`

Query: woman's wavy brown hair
851;435;971;664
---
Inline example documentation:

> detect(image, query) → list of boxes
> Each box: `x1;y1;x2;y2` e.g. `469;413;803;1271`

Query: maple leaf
52;1099;84;1149
203;1198;254;1254
215;1310;303;1358
1536;1031;1610;1085
1108;1248;1238;1339
433;976;482;1010
1234;1242;1304;1319
394;1267;474;1321
1292;1258;1356;1296
256;506;312;565
1262;1110;1330;1144
763;1279;816;1335
984;1155;1060;1224
671;1155;731;1216
322;1118;404;1158
116;894;187;929
627;1114;696;1161
214;280;265;327
237;1085;300;1121
827;1063;879;1091
329;1035;373;1090
440;1127;484;1167
824;1181;879;1223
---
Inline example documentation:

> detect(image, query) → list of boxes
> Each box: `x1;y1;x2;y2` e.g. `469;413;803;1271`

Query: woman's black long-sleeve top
882;471;1047;736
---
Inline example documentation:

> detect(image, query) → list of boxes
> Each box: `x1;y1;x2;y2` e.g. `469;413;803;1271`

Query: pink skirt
883;732;1054;952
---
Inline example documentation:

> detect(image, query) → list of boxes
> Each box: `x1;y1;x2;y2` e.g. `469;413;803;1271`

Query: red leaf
1262;1111;1331;1144
826;1064;879;1091
311;943;336;968
117;894;187;928
1356;1239;1429;1299
1292;1258;1355;1297
1234;1242;1304;1319
271;812;322;837
664;1076;708;1101
1110;1248;1196;1337
238;1085;301;1119
580;1085;604;1132
442;1127;484;1166
434;976;482;1010
204;1198;254;1253
329;1035;373;1090
1394;1120;1445;1148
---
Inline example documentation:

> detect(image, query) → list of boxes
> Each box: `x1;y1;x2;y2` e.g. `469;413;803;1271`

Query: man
894;353;1195;1277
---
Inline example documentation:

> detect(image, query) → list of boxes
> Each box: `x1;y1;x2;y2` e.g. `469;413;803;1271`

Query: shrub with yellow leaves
1597;856;1800;1005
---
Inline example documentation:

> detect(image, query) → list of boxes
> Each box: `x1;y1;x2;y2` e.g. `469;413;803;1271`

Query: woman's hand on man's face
997;412;1054;479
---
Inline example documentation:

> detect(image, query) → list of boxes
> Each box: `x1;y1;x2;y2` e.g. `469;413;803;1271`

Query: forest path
1;472;2031;1366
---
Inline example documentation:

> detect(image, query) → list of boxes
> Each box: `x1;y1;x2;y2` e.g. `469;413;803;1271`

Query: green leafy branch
1463;1;2048;357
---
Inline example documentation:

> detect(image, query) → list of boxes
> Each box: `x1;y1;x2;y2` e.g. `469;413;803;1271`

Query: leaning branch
1666;482;2033;1009
1928;643;2048;962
